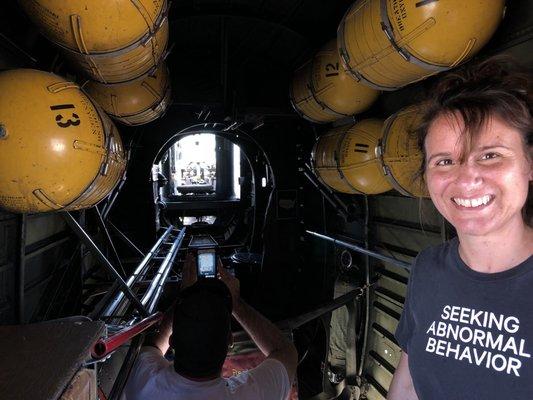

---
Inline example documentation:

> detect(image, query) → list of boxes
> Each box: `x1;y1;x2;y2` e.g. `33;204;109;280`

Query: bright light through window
172;134;216;195
233;144;241;199
182;216;217;225
164;133;242;199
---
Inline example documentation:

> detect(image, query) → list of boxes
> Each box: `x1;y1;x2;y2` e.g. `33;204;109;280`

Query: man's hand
222;261;298;387
181;253;197;290
218;260;240;311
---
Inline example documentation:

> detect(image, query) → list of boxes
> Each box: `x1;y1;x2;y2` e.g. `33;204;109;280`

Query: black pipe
108;221;145;258
232;289;363;343
359;195;371;377
94;208;126;277
306;230;411;270
63;212;149;317
277;289;362;330
102;168;128;220
302;163;355;221
302;170;350;220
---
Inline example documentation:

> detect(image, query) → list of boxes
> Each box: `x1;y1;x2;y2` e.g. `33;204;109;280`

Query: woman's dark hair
414;55;532;225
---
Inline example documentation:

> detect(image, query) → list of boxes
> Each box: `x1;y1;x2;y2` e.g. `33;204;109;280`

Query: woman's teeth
452;195;492;208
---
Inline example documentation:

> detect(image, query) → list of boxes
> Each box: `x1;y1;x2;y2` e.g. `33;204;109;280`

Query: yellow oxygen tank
290;59;336;123
312;119;393;194
378;105;428;197
0;69;127;213
310;40;380;118
84;62;171;126
18;0;169;83
290;40;380;123
338;0;505;90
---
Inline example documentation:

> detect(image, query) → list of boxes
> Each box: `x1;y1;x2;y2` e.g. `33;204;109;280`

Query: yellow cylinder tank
19;0;169;83
338;0;505;90
378;105;428;197
0;69;127;213
312;119;393;194
290;60;336;123
84;62;171;126
290;40;380;123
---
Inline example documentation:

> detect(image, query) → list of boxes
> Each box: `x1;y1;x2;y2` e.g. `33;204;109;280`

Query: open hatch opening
161;133;241;200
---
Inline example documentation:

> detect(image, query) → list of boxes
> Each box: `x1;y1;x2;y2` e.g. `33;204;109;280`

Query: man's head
171;279;233;379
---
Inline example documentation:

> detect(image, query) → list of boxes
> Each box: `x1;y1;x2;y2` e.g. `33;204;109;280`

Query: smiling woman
424;115;531;237
387;57;533;400
415;56;533;228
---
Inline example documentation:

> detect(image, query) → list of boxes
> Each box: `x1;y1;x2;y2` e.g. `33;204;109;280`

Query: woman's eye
480;152;499;160
435;159;453;166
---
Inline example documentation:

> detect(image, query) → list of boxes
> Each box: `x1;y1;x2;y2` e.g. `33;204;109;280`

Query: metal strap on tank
311;138;337;190
376;119;415;197
111;95;121;117
288;80;322;123
141;1;169;71
130;0;156;34
308;82;345;119
157;87;172;120
56;3;168;63
300;61;339;121
334;128;364;195
47;81;79;93
150;83;171;111
67;100;120;209
32;189;64;210
69;15;106;82
337;6;393;91
306;59;347;119
116;83;171;123
336;4;352;67
379;0;449;73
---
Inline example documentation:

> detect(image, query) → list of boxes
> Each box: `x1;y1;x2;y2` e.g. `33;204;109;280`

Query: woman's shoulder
411;237;458;275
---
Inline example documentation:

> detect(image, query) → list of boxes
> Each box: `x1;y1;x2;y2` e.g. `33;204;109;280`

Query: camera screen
198;252;216;276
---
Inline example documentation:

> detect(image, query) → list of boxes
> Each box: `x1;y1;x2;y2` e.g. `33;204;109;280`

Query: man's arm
143;306;173;354
387;353;418;400
219;266;298;384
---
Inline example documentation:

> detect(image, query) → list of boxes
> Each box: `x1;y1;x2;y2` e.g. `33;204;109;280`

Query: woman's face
424;113;532;237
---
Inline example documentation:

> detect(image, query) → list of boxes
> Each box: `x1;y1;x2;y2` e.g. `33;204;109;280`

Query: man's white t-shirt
121;347;291;400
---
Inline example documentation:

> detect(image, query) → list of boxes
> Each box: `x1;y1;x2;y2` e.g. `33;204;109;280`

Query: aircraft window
172;134;216;196
181;216;216;225
165;133;241;200
233;144;241;198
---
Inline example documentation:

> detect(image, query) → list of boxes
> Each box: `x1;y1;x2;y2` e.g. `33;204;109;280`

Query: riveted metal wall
0;211;18;323
362;193;445;399
0;211;81;324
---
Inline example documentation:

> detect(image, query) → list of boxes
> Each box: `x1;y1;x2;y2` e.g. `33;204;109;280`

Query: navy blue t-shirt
395;238;533;400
